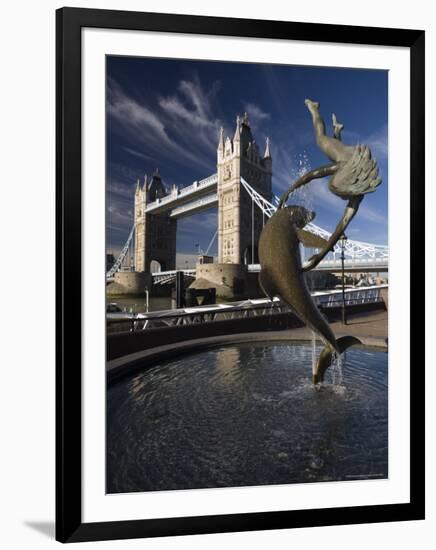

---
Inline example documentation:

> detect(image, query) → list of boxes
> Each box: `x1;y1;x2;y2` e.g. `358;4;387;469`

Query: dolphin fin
296;229;329;249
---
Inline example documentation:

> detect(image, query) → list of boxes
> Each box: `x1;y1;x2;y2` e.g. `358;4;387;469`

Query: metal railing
107;285;386;333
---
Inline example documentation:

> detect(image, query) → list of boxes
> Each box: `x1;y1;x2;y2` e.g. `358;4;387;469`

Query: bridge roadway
145;173;218;218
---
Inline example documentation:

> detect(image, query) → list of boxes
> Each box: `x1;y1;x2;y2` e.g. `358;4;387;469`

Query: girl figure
305;99;355;163
279;99;382;271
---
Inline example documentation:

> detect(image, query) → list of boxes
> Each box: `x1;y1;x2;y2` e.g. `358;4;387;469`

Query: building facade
134;169;177;273
217;113;272;264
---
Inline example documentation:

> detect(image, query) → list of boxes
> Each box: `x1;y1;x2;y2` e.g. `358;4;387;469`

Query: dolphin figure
258;205;361;383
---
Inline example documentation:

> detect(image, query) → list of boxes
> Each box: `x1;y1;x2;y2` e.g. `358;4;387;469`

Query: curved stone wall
107;272;150;296
195;263;247;298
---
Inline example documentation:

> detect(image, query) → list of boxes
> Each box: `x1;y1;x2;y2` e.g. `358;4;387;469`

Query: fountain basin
107;342;388;494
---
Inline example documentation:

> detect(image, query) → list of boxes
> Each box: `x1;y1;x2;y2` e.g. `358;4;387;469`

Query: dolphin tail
312;335;362;384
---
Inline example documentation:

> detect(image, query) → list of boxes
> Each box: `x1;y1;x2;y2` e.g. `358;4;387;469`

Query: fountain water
107;342;388;493
311;330;318;376
329;350;344;388
287;152;314;212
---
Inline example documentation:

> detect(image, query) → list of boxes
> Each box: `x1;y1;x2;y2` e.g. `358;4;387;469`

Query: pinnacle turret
218;126;225;150
233;115;241;141
264;137;271;159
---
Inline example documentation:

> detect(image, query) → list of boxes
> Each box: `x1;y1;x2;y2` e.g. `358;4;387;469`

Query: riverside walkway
284;310;388;348
107;310;387;381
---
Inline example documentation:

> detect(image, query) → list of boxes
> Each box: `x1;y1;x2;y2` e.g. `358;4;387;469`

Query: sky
106;56;388;261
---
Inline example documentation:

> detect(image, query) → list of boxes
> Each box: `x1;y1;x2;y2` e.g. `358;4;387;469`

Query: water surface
107;343;388;493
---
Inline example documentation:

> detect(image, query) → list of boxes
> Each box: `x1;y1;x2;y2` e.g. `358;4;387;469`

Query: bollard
175;271;185;309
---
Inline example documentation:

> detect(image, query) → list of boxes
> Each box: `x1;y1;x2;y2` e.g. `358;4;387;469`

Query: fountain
107;343;387;493
107;100;386;493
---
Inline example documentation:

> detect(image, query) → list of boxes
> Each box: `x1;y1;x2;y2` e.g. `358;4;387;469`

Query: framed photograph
56;7;425;543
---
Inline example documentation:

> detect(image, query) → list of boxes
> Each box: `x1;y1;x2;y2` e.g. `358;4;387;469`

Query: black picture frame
56;7;425;543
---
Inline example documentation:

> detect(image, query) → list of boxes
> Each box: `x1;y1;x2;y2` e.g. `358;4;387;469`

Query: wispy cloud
107;77;219;173
243;102;270;126
106;176;136;238
107;176;137;200
356;200;387;225
158;77;223;159
342;123;388;162
366;123;388;161
122;146;154;162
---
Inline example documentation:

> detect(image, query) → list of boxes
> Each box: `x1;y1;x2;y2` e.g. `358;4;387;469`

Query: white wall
0;1;434;548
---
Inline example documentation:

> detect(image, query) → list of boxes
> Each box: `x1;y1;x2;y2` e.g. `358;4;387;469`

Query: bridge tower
134;169;177;273
217;113;272;264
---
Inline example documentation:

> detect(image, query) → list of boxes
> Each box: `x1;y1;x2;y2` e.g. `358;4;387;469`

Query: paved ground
286;309;388;345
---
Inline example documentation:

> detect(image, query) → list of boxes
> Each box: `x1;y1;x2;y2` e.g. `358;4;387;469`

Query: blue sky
106;56;388;258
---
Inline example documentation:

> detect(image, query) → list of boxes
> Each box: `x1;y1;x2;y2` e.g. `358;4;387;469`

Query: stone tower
217;113;272;264
134;169;177;273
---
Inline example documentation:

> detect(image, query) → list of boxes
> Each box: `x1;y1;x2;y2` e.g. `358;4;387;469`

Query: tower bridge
107;112;388;294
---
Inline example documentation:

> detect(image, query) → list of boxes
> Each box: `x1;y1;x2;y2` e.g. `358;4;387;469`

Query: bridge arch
149;259;165;273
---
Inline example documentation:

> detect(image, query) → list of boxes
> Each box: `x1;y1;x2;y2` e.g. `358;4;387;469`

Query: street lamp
340;233;348;325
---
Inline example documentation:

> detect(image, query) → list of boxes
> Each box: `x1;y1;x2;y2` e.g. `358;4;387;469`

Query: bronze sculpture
259;100;381;383
278;99;381;271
